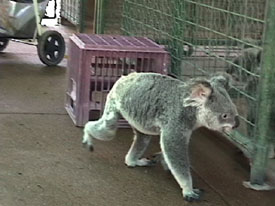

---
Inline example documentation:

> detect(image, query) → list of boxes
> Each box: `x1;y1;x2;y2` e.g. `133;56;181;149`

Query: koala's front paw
183;188;204;202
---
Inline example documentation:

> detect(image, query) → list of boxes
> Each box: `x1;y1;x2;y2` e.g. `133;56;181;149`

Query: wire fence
61;0;81;25
61;0;86;31
102;0;124;34
122;0;267;145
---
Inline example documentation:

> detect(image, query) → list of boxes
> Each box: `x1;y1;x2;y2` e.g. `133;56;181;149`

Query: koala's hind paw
88;145;94;151
140;158;158;166
183;189;204;202
125;158;157;167
82;133;94;152
82;141;94;152
150;152;163;162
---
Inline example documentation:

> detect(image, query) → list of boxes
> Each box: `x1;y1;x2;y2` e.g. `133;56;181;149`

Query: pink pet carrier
65;34;170;127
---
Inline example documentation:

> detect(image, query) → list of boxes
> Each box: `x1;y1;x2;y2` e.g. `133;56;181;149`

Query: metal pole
171;0;185;76
96;0;104;34
245;0;275;189
33;0;42;36
79;0;87;33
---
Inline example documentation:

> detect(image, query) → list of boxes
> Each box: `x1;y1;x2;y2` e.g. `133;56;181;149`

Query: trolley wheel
37;30;65;66
0;38;9;52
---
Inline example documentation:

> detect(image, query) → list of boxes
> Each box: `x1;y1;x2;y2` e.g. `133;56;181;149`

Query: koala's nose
233;116;240;129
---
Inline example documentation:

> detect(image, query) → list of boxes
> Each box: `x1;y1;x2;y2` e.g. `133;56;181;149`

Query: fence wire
61;0;87;32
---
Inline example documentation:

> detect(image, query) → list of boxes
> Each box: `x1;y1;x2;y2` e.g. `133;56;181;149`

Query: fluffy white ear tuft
210;72;232;90
191;83;212;103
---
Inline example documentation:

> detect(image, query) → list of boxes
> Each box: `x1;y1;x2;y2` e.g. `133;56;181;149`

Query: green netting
61;0;83;27
121;0;267;145
122;0;265;74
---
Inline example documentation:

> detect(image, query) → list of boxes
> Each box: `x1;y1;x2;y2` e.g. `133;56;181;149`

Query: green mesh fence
61;0;86;31
122;0;265;141
95;0;124;34
119;0;274;186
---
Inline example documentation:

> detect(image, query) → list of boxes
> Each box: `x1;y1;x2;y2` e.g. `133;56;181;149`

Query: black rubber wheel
0;38;9;52
37;30;65;66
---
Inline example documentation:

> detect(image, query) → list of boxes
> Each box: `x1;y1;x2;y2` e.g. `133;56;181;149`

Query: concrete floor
0;26;275;206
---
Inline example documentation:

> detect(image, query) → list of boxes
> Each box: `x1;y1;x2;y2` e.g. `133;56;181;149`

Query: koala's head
226;48;261;89
185;73;239;133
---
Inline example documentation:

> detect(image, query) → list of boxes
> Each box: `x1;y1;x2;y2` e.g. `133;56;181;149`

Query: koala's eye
221;113;229;119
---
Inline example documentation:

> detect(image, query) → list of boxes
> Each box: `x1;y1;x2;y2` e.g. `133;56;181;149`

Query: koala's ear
190;82;212;103
210;72;232;90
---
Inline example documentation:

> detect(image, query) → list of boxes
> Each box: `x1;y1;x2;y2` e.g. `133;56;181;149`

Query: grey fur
226;47;275;158
83;72;239;201
226;48;261;127
226;47;261;92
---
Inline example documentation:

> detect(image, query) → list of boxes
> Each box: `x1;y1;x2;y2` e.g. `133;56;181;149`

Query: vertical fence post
79;0;87;33
95;0;104;34
170;0;185;75
33;0;42;36
248;0;275;188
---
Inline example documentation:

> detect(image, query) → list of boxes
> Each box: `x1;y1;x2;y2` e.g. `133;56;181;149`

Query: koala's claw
88;145;94;152
82;141;94;152
125;158;157;167
150;152;170;171
150;152;162;162
184;189;204;202
125;163;133;168
136;158;157;166
146;159;158;166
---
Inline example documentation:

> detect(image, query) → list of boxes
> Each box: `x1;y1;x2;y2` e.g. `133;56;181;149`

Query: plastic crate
65;34;170;127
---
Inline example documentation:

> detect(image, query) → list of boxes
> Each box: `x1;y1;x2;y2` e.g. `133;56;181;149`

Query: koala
82;72;239;202
226;47;261;135
226;47;261;93
226;47;275;158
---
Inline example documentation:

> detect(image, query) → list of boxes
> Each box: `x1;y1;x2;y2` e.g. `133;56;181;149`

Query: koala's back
109;73;185;132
